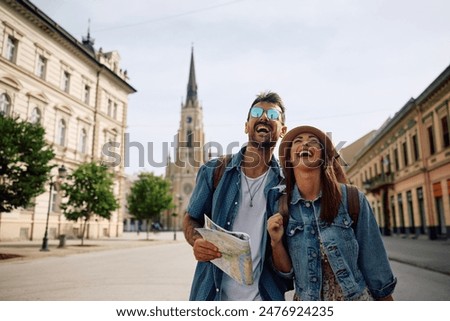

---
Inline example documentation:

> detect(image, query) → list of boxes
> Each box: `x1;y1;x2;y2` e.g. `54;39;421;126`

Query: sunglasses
250;106;281;121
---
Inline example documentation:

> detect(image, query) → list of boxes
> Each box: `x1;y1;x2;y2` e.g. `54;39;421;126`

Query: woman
267;125;397;301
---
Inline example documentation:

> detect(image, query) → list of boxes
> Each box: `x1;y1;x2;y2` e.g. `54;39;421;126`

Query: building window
62;71;71;93
406;190;415;234
51;190;59;212
57;119;66;146
30;107;41;124
83;85;90;105
441;115;449;148
384;154;391;174
113;103;118;119
107;99;113;117
432;182;446;236
187;129;193;148
427;126;435;155
397;193;405;234
417;187;426;235
36;55;47;79
0;93;11;116
390;195;397;234
402;141;409;167
394;148;399;171
5;36;17;63
79;128;87;154
412;134;419;161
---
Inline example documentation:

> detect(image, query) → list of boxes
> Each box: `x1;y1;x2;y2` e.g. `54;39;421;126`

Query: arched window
30;107;41;124
79;128;87;153
57;119;66;146
0;93;11;115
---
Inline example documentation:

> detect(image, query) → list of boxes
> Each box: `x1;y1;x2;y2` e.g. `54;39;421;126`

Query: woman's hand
267;212;292;273
267;212;284;246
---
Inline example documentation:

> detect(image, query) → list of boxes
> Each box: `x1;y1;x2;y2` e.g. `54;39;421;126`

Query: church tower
165;48;205;230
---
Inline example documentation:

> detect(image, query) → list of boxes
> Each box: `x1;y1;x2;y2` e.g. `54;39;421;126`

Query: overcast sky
32;0;450;176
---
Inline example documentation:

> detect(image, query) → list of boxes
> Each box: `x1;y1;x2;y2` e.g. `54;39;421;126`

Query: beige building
0;0;136;241
345;64;450;240
165;49;206;230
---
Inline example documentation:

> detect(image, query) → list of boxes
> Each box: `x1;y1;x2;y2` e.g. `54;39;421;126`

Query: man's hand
193;238;222;262
183;213;222;262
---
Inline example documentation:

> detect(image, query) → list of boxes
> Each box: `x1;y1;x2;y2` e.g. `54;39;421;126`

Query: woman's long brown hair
281;144;347;225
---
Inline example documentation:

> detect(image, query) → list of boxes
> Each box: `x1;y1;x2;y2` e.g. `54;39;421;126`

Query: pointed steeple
82;19;95;55
185;46;198;107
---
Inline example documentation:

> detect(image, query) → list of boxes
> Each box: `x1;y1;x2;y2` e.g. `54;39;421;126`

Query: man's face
245;101;287;148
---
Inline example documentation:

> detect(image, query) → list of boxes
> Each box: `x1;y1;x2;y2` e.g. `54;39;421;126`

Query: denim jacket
186;147;293;300
268;184;397;300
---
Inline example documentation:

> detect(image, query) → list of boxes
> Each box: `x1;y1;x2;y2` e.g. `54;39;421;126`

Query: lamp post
173;194;183;241
171;212;177;241
41;165;67;251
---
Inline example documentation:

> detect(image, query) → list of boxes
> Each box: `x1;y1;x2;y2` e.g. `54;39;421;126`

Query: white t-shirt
221;170;269;301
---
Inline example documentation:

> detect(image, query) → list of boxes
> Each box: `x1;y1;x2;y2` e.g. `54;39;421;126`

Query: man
183;91;291;300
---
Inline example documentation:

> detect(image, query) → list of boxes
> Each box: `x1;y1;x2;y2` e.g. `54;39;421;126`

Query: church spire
82;18;95;55
185;46;198;107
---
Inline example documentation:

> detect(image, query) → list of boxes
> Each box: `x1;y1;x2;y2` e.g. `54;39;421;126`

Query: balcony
363;173;394;193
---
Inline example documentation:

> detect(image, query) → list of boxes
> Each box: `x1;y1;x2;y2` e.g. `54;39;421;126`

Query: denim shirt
268;184;397;300
186;147;292;301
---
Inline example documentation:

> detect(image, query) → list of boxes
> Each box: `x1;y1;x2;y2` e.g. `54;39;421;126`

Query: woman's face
289;132;324;170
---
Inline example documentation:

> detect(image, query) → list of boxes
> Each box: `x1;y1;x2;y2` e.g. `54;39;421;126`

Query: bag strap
278;184;360;228
213;154;232;191
346;184;360;228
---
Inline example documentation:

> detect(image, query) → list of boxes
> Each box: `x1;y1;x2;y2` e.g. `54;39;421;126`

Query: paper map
196;215;253;285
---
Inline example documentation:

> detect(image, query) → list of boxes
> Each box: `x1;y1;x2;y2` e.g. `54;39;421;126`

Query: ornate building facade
0;0;136;241
344;64;450;240
164;49;206;230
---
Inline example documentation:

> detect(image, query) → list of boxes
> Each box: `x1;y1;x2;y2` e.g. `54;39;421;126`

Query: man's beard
248;139;277;149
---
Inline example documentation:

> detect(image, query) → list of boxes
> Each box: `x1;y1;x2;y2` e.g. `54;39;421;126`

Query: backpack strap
278;184;360;228
213;154;232;191
346;184;360;228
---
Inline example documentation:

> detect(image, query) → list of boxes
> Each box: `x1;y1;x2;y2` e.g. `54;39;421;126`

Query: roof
9;0;137;93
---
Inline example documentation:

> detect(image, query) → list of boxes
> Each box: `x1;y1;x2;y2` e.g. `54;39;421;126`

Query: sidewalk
382;234;450;276
1;232;449;277
0;231;184;262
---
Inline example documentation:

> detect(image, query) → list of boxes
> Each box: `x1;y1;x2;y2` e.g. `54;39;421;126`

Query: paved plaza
0;231;449;300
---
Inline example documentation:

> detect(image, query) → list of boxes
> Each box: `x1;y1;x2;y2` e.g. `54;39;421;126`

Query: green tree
0;114;54;213
61;162;118;245
127;172;173;239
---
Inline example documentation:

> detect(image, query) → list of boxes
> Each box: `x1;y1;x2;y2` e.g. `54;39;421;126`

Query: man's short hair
248;91;286;124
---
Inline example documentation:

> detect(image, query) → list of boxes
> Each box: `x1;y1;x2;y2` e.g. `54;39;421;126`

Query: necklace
242;169;269;207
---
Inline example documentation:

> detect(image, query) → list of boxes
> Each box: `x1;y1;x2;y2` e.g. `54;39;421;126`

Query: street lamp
173;194;183;241
41;165;67;251
171;212;177;241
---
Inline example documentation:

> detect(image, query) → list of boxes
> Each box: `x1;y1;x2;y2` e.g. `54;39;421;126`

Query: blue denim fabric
186;147;293;301
267;184;397;300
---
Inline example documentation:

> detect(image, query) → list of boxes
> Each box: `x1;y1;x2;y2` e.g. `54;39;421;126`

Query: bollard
57;234;66;248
